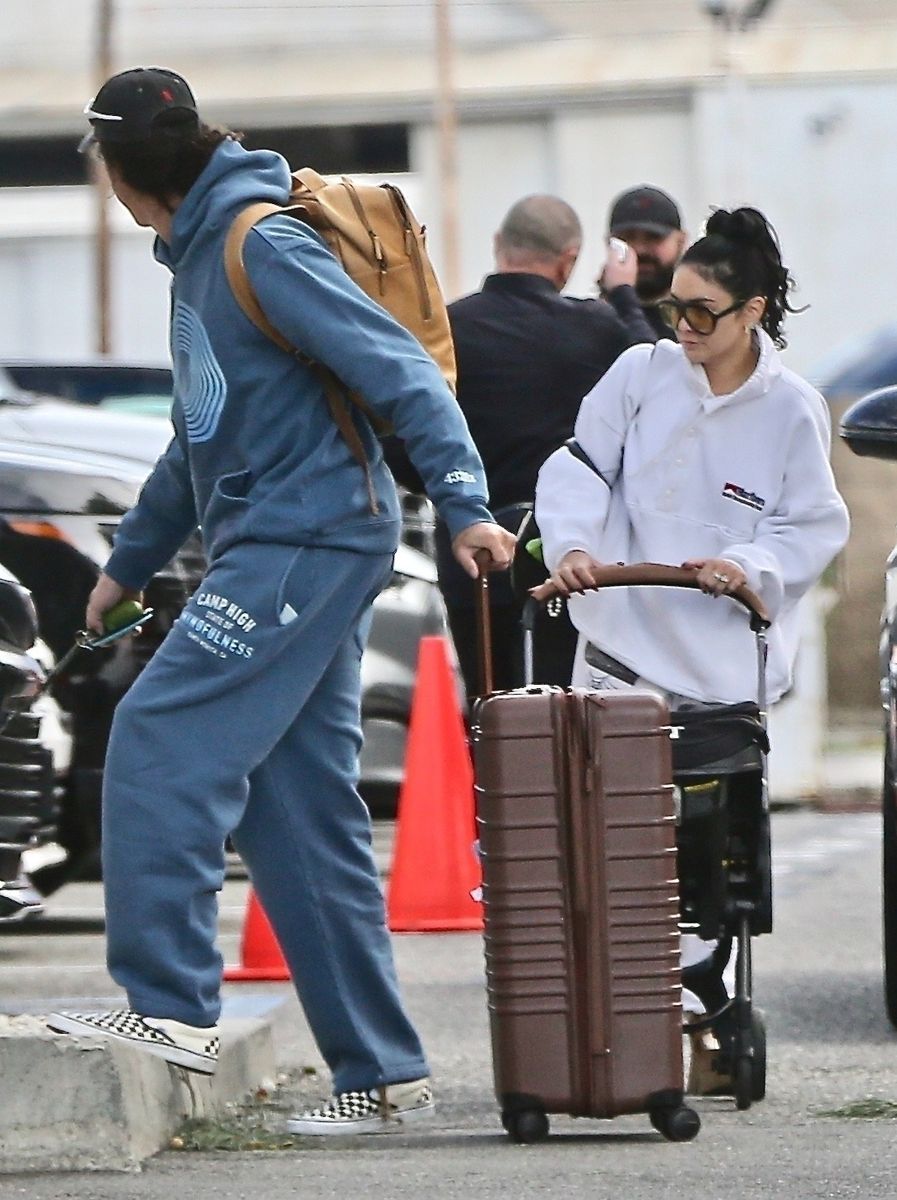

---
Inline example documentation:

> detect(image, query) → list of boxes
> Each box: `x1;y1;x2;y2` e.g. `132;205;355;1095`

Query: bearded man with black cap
47;66;516;1137
600;184;688;342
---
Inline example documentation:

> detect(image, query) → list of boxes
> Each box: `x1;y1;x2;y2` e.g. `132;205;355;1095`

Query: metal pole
701;1;776;205
434;0;462;299
93;0;114;355
723;23;747;204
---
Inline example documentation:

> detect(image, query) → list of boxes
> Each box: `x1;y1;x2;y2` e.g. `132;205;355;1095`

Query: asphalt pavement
2;796;897;1197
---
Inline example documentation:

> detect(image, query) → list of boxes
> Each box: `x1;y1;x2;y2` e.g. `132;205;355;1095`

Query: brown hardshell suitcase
472;682;700;1142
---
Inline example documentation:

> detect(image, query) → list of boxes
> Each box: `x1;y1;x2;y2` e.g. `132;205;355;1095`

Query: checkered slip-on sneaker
46;1009;220;1075
287;1077;435;1136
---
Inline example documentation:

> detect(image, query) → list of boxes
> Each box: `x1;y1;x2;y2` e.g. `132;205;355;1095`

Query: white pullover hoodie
535;332;849;704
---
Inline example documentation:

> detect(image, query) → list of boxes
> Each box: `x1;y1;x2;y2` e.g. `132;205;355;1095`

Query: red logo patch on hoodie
722;481;765;511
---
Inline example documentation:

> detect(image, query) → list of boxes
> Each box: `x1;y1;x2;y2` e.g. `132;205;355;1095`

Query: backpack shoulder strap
223;201;380;514
224;202;292;353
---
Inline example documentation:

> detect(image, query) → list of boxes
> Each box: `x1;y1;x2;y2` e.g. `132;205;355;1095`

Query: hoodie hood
681;326;783;413
155;139;292;270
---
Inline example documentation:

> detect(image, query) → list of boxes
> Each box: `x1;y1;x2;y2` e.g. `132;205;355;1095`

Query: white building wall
0;188;168;360
693;77;897;375
411;118;551;299
551;100;696;302
0;235;169;361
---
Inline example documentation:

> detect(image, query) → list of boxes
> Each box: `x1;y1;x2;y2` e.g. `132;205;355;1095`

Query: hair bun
705;206;766;246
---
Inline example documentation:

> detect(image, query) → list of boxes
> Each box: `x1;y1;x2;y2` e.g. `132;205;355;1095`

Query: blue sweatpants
101;541;429;1093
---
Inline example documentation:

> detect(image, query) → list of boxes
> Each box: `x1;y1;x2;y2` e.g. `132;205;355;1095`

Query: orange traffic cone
387;636;482;932
223;890;291;981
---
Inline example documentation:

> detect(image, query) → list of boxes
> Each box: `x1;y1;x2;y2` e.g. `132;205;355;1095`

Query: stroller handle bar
528;562;771;632
473;557;770;702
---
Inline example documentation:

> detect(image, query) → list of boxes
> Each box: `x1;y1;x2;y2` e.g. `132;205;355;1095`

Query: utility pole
434;0;461;300
93;0;114;354
700;0;776;204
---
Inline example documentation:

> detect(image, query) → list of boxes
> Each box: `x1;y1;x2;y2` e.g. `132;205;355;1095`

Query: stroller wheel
733;1008;767;1110
733;1056;753;1110
750;1010;767;1102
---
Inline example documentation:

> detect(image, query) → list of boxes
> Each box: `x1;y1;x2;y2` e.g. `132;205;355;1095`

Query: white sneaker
0;875;44;923
46;1009;219;1075
287;1077;435;1136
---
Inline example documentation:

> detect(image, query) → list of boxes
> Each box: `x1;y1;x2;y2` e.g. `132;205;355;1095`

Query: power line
122;0;897;12
4;18;897;52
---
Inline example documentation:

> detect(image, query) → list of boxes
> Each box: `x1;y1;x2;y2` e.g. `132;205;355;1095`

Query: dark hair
680;207;802;348
98;118;240;209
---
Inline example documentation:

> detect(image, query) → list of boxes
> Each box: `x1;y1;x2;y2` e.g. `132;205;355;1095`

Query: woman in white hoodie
534;206;849;1091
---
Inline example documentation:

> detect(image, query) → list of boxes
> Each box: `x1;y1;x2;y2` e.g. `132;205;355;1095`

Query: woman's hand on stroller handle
529;558;770;628
681;557;747;599
542;549;606;596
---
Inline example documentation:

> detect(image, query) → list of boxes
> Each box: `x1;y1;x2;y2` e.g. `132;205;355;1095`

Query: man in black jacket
437;194;648;696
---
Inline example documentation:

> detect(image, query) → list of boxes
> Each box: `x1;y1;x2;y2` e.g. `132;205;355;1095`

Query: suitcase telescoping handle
475;551;496;697
527;562;772;714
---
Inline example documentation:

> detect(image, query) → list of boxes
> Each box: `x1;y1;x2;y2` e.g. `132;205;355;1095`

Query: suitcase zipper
560;691;600;1113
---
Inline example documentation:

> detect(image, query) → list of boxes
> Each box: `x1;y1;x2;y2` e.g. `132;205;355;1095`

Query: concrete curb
0;1011;278;1173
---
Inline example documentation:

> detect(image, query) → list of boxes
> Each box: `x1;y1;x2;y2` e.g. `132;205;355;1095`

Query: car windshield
1;364;173;407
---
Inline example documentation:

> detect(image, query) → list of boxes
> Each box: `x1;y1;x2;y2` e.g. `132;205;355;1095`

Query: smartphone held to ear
608;237;629;263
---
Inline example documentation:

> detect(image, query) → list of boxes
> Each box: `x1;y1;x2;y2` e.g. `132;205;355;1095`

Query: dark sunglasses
656;297;746;335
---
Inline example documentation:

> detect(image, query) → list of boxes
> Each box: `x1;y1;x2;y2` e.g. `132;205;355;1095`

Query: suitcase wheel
649;1104;701;1142
502;1107;550;1144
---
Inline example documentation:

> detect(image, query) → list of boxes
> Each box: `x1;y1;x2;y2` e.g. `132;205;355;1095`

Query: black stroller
518;561;773;1112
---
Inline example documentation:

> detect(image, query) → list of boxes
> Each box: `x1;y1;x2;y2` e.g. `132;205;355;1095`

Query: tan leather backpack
224;169;456;513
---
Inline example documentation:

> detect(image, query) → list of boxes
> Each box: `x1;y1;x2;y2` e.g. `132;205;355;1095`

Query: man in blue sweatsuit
47;68;515;1135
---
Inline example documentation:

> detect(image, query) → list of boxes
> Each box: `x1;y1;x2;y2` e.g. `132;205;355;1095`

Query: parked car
1;358;172;409
0;411;449;892
0;385;171;467
0;357;438;555
813;327;897;720
814;324;897;400
840;384;897;1027
0;562;56;921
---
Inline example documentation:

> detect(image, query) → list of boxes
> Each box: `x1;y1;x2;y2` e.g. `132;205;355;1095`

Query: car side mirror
840;385;897;461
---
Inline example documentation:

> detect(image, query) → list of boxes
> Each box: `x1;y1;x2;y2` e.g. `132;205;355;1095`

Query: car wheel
883;752;897;1028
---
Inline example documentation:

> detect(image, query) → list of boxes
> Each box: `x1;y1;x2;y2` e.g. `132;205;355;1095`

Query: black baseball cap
608;185;682;237
80;67;198;150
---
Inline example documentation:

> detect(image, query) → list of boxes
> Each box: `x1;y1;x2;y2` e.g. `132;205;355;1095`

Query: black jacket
433;272;642;605
606;283;677;342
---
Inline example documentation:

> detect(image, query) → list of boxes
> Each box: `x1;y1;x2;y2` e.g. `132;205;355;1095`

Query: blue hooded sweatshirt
105;139;492;589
